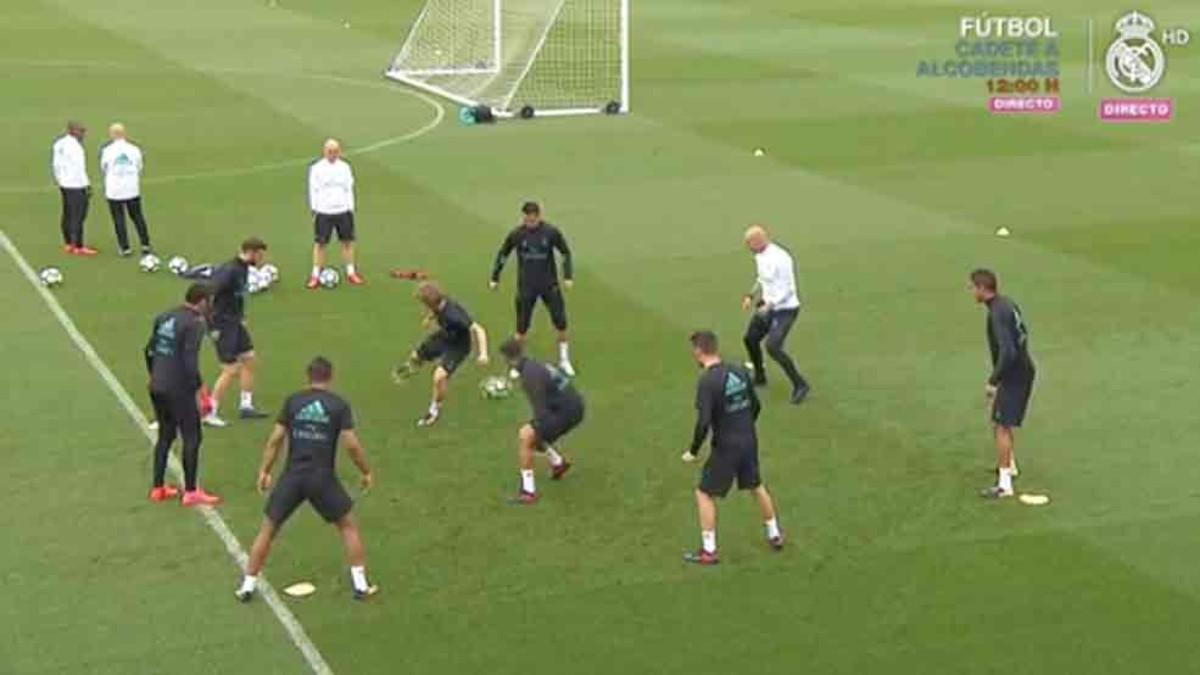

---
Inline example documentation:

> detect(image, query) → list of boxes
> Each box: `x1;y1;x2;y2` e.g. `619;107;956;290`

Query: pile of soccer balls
139;253;280;294
248;264;280;294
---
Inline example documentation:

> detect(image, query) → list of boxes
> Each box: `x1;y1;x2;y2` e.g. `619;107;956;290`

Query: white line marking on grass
0;230;334;675
0;62;446;195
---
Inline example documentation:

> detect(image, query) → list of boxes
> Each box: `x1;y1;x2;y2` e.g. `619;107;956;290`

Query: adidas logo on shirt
295;400;330;424
724;371;751;413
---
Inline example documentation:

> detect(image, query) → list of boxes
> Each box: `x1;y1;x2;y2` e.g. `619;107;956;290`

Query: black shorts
515;285;567;334
531;403;584;446
993;371;1035;428
417;331;471;375
314;212;355;245
213;320;254;364
265;469;352;526
699;444;761;498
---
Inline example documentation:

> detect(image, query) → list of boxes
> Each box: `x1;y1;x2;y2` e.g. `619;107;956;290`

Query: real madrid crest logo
1105;11;1166;93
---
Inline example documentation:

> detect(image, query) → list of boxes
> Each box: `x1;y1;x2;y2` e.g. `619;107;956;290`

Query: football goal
385;0;630;118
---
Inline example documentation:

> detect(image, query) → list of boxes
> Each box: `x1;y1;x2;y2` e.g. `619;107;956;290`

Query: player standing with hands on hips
51;120;99;256
490;201;576;376
742;225;810;404
307;138;364;288
970;269;1036;499
99;122;152;256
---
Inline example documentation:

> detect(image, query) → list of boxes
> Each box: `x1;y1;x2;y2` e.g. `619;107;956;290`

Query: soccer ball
479;376;512;399
259;263;280;285
167;255;189;276
318;267;340;289
247;266;270;294
139;253;161;273
39;267;64;287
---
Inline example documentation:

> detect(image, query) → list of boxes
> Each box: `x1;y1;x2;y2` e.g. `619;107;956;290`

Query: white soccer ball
318;267;341;289
259;263;280;285
167;255;189;276
139;253;161;273
480;375;511;399
39;266;64;287
247;266;270;294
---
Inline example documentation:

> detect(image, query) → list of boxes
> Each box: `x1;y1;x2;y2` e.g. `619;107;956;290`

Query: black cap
521;201;540;215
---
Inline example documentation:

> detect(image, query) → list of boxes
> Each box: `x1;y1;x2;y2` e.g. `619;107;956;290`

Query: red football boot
347;271;365;285
148;485;180;502
75;245;99;256
305;276;320;290
63;244;77;255
181;488;222;507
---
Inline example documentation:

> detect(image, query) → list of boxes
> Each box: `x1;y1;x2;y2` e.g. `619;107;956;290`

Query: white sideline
0;230;333;675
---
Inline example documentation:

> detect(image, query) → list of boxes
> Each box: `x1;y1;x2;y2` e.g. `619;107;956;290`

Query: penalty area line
0;230;333;675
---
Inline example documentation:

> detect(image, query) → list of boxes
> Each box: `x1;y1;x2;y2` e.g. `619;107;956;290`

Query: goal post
390;0;501;77
385;0;630;118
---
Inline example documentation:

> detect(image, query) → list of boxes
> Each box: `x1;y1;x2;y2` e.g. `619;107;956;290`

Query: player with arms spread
236;357;378;602
499;337;584;505
394;282;490;427
490;201;576;376
682;330;784;565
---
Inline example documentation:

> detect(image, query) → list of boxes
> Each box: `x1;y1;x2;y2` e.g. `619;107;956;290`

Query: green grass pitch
3;0;1200;672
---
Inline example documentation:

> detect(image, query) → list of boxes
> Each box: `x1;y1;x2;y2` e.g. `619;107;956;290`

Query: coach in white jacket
742;224;811;404
51;120;97;255
306;138;362;288
99;123;152;256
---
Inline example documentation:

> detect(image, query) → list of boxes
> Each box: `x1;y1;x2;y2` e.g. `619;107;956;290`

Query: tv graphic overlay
1098;10;1190;123
916;14;1062;115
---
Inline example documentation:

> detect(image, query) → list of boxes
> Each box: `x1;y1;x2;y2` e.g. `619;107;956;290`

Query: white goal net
386;0;630;117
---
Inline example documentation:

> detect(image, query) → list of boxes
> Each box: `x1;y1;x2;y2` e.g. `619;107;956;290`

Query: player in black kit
490;201;577;376
144;283;221;506
205;237;269;427
681;331;783;565
970;269;1036;499
499;338;584;504
394;282;490;427
236;357;378;602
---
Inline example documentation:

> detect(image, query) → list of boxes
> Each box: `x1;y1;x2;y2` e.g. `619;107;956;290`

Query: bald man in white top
742;225;810;404
99;123;152;256
307;139;363;288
